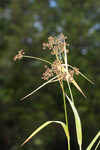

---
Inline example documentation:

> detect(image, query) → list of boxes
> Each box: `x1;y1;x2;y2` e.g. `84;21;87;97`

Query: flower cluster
14;33;93;100
43;33;69;55
42;60;79;82
42;33;76;83
41;33;88;97
14;50;24;61
13;33;96;150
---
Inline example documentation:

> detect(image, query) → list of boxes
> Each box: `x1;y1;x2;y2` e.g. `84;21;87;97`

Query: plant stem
23;55;52;65
60;81;70;150
67;80;74;103
61;82;68;125
64;41;68;73
79;145;82;150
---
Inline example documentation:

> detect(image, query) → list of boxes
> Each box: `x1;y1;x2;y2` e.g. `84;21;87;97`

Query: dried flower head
42;67;53;80
42;33;71;82
42;33;69;55
73;67;80;75
41;33;89;98
18;33;93;101
14;50;24;61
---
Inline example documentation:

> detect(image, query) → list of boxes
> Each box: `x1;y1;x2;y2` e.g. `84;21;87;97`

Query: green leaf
21;120;70;148
95;140;100;150
66;95;82;150
71;79;86;98
86;131;100;150
21;75;58;100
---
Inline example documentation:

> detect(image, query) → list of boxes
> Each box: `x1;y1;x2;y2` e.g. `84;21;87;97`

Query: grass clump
14;33;100;150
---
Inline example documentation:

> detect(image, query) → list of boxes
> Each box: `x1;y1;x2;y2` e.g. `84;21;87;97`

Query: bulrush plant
14;33;100;150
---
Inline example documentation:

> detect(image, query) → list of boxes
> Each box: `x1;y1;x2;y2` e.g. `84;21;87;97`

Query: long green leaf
21;75;58;100
71;79;86;98
86;131;100;150
95;140;100;150
66;95;82;150
68;64;94;84
21;121;70;147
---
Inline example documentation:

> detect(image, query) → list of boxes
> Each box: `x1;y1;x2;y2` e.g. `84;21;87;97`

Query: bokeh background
0;0;100;150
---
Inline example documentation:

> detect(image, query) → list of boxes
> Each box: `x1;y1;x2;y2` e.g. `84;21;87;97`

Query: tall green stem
60;81;70;150
61;82;68;125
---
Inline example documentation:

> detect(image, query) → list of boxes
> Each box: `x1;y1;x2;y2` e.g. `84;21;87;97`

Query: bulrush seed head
42;33;69;56
41;34;87;97
42;33;73;82
14;33;93;100
14;50;24;61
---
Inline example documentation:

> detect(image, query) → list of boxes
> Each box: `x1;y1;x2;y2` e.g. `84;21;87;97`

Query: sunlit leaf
21;120;70;149
86;131;100;150
68;64;94;84
95;140;100;150
21;75;59;100
78;71;94;85
71;79;86;97
66;95;82;150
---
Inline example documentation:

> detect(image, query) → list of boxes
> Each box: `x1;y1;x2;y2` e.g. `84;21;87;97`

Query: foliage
14;34;99;150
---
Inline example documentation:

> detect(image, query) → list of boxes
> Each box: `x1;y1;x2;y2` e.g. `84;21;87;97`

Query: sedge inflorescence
14;33;91;100
13;33;97;150
14;49;24;61
42;33;79;83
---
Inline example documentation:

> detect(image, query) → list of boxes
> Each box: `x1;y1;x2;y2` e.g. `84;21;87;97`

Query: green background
0;0;100;150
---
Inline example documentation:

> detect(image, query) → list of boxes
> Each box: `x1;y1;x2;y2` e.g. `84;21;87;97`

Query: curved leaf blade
95;140;100;150
86;131;100;150
66;95;82;150
21;121;70;148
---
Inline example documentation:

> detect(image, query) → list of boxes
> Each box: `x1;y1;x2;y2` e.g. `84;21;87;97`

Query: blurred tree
0;0;100;150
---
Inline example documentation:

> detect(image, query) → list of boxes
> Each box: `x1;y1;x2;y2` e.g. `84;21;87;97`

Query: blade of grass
86;131;100;150
21;75;59;100
78;71;94;85
66;95;82;150
71;79;86;98
68;64;94;84
60;82;70;150
21;121;69;147
95;140;100;150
